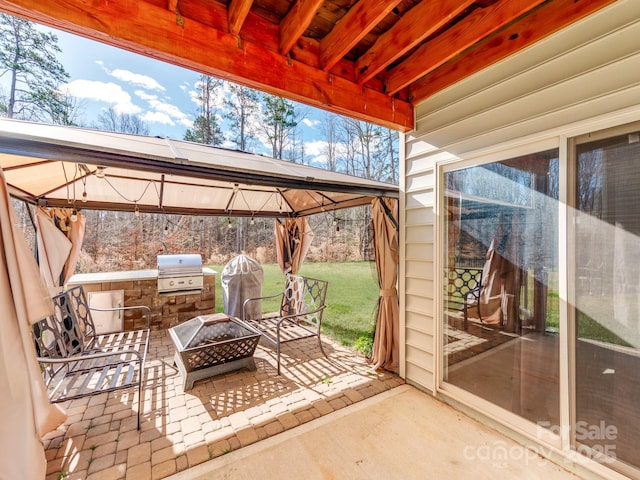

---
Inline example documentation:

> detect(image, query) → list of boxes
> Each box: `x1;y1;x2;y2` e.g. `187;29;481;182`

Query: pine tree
261;94;299;159
0;13;71;123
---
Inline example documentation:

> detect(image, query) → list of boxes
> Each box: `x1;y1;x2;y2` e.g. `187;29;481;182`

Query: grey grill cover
221;254;264;319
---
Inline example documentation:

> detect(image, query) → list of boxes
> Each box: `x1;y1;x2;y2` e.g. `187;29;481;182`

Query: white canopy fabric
0;167;66;479
0;118;398;218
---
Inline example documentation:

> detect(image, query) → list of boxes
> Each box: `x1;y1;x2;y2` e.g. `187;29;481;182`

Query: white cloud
302;118;320;128
188;89;199;106
303;139;350;167
135;91;157;102
150;100;189;120
304;139;327;156
62;79;140;115
141;111;175;126
108;68;166;91
304;139;329;165
133;89;191;127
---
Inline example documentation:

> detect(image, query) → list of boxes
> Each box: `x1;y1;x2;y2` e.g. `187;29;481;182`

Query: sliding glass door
441;149;560;429
573;123;640;473
439;118;640;476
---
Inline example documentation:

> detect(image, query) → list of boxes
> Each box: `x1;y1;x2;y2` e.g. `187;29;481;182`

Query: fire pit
169;313;262;390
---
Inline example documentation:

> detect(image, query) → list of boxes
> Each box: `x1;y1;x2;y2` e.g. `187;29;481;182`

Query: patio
170;385;579;480
41;327;584;480
41;329;403;480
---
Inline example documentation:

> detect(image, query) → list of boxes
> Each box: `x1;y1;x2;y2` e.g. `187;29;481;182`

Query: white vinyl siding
401;0;640;393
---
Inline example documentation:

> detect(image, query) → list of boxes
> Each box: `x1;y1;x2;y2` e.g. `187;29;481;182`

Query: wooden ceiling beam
355;0;475;85
279;0;324;55
0;0;413;131
319;0;403;72
228;0;253;35
409;0;617;103
384;0;546;95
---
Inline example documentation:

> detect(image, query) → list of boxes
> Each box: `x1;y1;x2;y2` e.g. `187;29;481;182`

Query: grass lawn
207;261;380;355
540;272;630;346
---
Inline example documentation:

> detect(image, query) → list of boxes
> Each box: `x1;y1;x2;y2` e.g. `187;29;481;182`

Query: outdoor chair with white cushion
32;285;150;429
242;274;328;375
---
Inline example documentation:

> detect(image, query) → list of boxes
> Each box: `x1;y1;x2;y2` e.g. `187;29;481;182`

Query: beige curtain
275;218;314;274
35;207;86;292
0;169;66;479
370;197;399;373
55;208;86;285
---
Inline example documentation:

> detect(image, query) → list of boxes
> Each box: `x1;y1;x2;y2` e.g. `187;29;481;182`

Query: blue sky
50;27;326;160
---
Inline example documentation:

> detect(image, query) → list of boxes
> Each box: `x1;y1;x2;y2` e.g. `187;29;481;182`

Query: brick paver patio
42;330;403;480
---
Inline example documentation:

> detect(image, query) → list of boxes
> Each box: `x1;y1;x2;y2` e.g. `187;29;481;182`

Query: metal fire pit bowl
169;313;262;390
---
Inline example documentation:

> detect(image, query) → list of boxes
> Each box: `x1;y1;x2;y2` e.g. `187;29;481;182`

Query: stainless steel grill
157;254;203;294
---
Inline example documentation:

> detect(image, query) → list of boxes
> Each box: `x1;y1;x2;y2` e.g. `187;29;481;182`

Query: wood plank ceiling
0;0;615;132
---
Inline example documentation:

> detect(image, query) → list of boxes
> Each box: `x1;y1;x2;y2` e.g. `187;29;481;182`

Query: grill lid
157;254;203;277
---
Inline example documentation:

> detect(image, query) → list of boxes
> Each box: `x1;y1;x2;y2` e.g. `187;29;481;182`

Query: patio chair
242;274;328;375
32;285;150;429
462;279;483;330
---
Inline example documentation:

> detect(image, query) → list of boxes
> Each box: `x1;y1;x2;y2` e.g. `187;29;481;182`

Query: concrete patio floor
169;384;580;480
42;329;583;480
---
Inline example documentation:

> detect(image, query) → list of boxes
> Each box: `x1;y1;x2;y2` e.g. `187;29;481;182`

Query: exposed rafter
0;0;617;132
384;0;547;95
279;0;324;55
0;0;412;131
319;0;403;72
409;0;618;103
228;0;253;35
355;0;475;85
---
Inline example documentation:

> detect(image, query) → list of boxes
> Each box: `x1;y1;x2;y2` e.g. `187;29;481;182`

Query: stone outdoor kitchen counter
67;268;216;331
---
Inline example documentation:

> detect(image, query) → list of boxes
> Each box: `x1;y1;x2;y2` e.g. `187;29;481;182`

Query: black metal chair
242;274;328;375
32;285;150;429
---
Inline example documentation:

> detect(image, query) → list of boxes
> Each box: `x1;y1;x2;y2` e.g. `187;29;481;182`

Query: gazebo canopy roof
0;118;397;217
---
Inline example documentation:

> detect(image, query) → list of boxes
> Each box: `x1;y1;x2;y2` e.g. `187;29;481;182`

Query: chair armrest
37;346;143;364
90;304;151;329
275;304;326;326
242;292;284;320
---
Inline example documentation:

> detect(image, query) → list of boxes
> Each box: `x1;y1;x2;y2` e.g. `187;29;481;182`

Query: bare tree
345;118;379;179
185;75;223;145
224;84;259;151
320;113;340;172
378;127;399;183
339;118;358;176
97;107;150;135
339;118;398;182
284;130;305;164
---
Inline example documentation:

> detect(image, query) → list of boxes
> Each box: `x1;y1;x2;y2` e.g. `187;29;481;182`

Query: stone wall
79;274;216;331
